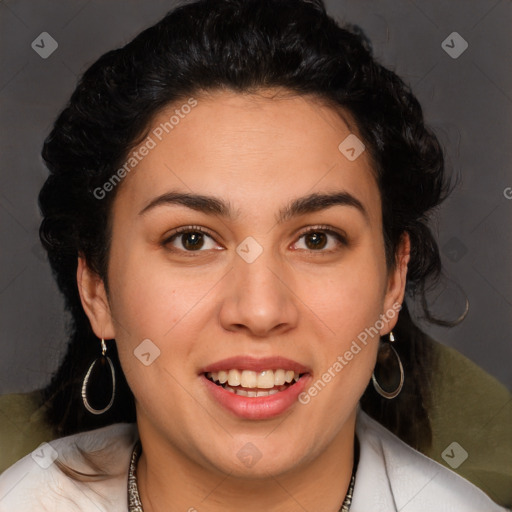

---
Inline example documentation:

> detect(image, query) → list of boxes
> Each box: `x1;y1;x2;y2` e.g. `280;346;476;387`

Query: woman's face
79;89;409;478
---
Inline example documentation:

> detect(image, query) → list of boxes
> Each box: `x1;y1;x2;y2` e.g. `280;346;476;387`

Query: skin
78;89;410;512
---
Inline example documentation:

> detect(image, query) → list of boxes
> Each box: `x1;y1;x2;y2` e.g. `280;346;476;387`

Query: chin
198;436;310;480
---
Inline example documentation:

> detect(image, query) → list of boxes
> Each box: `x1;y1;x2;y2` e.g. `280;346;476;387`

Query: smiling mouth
204;369;306;397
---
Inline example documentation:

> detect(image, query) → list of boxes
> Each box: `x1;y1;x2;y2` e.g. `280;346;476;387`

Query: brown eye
163;227;219;253
177;232;205;250
304;231;328;250
293;227;347;253
162;225;347;255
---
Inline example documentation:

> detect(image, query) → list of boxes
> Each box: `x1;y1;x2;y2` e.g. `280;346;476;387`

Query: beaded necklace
127;440;356;511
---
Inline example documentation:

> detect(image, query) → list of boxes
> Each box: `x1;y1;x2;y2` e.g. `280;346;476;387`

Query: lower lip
201;374;311;420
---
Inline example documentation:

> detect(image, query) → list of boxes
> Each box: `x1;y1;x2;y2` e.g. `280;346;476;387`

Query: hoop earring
81;338;116;415
371;331;404;400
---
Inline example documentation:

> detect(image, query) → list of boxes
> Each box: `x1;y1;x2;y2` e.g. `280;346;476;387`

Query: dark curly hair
39;0;453;453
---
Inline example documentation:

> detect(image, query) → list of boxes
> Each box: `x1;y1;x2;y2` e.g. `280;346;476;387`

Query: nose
218;248;300;338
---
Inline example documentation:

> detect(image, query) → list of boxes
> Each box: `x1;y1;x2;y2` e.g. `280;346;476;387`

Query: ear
380;232;410;335
77;255;116;340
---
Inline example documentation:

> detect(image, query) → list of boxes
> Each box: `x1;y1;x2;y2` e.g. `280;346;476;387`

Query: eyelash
162;224;348;255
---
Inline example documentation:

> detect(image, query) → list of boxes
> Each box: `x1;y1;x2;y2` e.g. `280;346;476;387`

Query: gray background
0;0;510;395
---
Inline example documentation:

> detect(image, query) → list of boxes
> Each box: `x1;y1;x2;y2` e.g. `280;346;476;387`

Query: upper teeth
207;369;300;388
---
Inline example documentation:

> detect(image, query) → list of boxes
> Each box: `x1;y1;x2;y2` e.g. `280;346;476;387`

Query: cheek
107;241;199;336
304;249;388;385
106;247;223;394
312;251;387;330
107;259;200;413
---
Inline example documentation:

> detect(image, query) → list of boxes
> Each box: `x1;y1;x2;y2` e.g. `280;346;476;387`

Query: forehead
112;89;381;224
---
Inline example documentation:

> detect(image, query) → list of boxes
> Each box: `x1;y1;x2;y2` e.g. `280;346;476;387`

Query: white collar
0;411;506;511
352;408;507;511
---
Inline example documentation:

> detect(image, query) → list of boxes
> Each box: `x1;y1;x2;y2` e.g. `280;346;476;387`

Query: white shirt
0;410;507;511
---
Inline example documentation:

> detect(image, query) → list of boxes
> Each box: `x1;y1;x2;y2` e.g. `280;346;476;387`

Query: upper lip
200;356;311;374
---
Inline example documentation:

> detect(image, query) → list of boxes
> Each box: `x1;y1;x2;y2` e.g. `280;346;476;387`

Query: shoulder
352;409;509;512
0;422;138;512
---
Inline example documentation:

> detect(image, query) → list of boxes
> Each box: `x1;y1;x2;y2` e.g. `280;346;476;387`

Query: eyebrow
139;190;369;224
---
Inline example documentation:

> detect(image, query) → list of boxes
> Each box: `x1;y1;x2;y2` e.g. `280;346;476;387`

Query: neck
136;413;356;512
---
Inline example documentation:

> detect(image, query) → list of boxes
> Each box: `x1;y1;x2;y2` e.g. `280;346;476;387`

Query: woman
0;0;507;510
